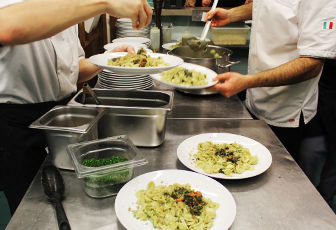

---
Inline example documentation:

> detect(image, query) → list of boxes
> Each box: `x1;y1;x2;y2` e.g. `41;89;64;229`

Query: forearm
0;0;108;45
77;58;103;83
247;57;325;88
230;2;252;23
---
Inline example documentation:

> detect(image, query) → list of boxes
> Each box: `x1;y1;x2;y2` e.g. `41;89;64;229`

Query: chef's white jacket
246;0;336;127
0;0;85;104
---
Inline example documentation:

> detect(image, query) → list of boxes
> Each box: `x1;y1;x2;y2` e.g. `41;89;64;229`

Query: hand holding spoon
187;0;218;52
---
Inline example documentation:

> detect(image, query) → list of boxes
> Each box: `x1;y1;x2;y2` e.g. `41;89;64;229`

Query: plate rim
112;37;151;44
162;42;180;51
177;132;273;180
89;52;184;75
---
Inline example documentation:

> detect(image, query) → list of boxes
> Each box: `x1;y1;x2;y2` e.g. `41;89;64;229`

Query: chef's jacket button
62;36;65;40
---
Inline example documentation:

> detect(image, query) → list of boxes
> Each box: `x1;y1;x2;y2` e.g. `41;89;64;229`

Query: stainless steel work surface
7;119;336;230
167;89;252;119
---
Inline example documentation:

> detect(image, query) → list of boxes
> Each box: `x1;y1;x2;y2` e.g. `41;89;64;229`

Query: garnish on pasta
194;141;258;177
161;67;207;86
133;181;219;230
108;48;170;67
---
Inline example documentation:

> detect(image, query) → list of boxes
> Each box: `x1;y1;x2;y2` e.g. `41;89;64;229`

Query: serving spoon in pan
187;0;218;52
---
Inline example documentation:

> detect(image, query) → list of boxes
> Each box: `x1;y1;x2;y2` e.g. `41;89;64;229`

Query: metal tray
67;89;173;147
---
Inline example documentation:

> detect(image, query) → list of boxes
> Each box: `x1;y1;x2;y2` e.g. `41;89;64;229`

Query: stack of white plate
97;70;153;90
116;18;150;39
112;36;151;48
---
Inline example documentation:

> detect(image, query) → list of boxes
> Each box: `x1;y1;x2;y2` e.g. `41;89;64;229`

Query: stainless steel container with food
29;106;107;170
168;45;240;95
67;89;173;147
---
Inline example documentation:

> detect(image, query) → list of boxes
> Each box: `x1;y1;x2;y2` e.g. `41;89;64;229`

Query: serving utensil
187;0;218;52
41;164;71;230
81;82;102;105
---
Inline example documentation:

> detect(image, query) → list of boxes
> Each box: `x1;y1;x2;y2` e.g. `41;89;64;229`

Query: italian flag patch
323;21;333;29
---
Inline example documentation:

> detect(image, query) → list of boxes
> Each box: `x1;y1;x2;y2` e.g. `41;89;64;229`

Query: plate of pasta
150;63;218;90
177;133;272;179
115;169;236;230
89;52;184;75
162;42;182;51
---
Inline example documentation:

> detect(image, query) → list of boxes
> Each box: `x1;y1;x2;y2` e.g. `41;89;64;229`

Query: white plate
177;133;273;179
115;169;236;230
112;37;151;45
162;42;181;51
104;42;149;51
150;63;218;90
89;52;184;75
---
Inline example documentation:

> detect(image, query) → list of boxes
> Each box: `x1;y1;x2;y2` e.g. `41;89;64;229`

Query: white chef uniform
246;0;336;127
0;0;85;104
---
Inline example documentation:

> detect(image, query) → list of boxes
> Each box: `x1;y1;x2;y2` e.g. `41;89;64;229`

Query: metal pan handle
217;60;241;68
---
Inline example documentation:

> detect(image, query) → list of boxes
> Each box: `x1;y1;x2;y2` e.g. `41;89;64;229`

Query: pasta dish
161;67;207;86
108;48;170;67
193;141;258;177
133;181;219;230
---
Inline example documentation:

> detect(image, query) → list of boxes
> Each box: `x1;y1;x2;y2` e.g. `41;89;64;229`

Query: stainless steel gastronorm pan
67;89;173;147
29;106;107;170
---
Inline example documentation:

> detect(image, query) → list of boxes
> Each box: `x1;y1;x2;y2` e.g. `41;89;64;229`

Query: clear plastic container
210;24;250;45
67;135;148;198
150;26;160;52
162;27;173;44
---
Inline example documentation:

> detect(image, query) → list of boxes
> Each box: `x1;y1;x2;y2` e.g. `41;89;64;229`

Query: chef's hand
202;0;212;7
205;8;231;27
107;0;153;30
110;44;136;54
207;72;249;98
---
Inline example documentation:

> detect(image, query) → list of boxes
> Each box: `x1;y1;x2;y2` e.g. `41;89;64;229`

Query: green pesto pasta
108;49;170;68
160;67;208;86
194;141;258;177
133;181;219;230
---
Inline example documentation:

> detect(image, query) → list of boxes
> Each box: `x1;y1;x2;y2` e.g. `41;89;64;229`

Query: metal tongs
187;0;218;51
81;83;102;105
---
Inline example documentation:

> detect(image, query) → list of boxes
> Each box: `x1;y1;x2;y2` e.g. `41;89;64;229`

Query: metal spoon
41;164;71;230
81;82;102;105
187;0;218;52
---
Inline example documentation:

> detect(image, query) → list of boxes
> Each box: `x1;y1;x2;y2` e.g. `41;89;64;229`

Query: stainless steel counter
7;119;336;230
149;85;252;119
168;90;251;119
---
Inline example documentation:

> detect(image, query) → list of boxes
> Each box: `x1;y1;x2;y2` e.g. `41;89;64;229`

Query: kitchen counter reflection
149;85;252;119
6;119;336;230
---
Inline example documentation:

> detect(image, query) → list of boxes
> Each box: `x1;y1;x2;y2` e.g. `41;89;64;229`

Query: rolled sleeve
0;0;24;8
298;0;336;59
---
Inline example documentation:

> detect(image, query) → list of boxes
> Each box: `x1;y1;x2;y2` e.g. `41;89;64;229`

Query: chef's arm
77;59;102;84
248;57;325;87
210;57;325;98
205;3;252;27
77;44;136;83
0;0;152;46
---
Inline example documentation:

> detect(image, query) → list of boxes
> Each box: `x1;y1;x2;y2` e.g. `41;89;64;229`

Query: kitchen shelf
158;6;211;16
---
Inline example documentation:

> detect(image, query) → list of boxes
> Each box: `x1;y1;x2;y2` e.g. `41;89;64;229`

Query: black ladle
41;164;71;230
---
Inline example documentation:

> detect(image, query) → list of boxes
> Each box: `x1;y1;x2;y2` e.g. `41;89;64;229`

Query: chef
206;0;336;197
0;0;152;215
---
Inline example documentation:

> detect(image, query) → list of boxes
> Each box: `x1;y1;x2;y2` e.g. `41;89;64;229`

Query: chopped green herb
81;156;128;167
